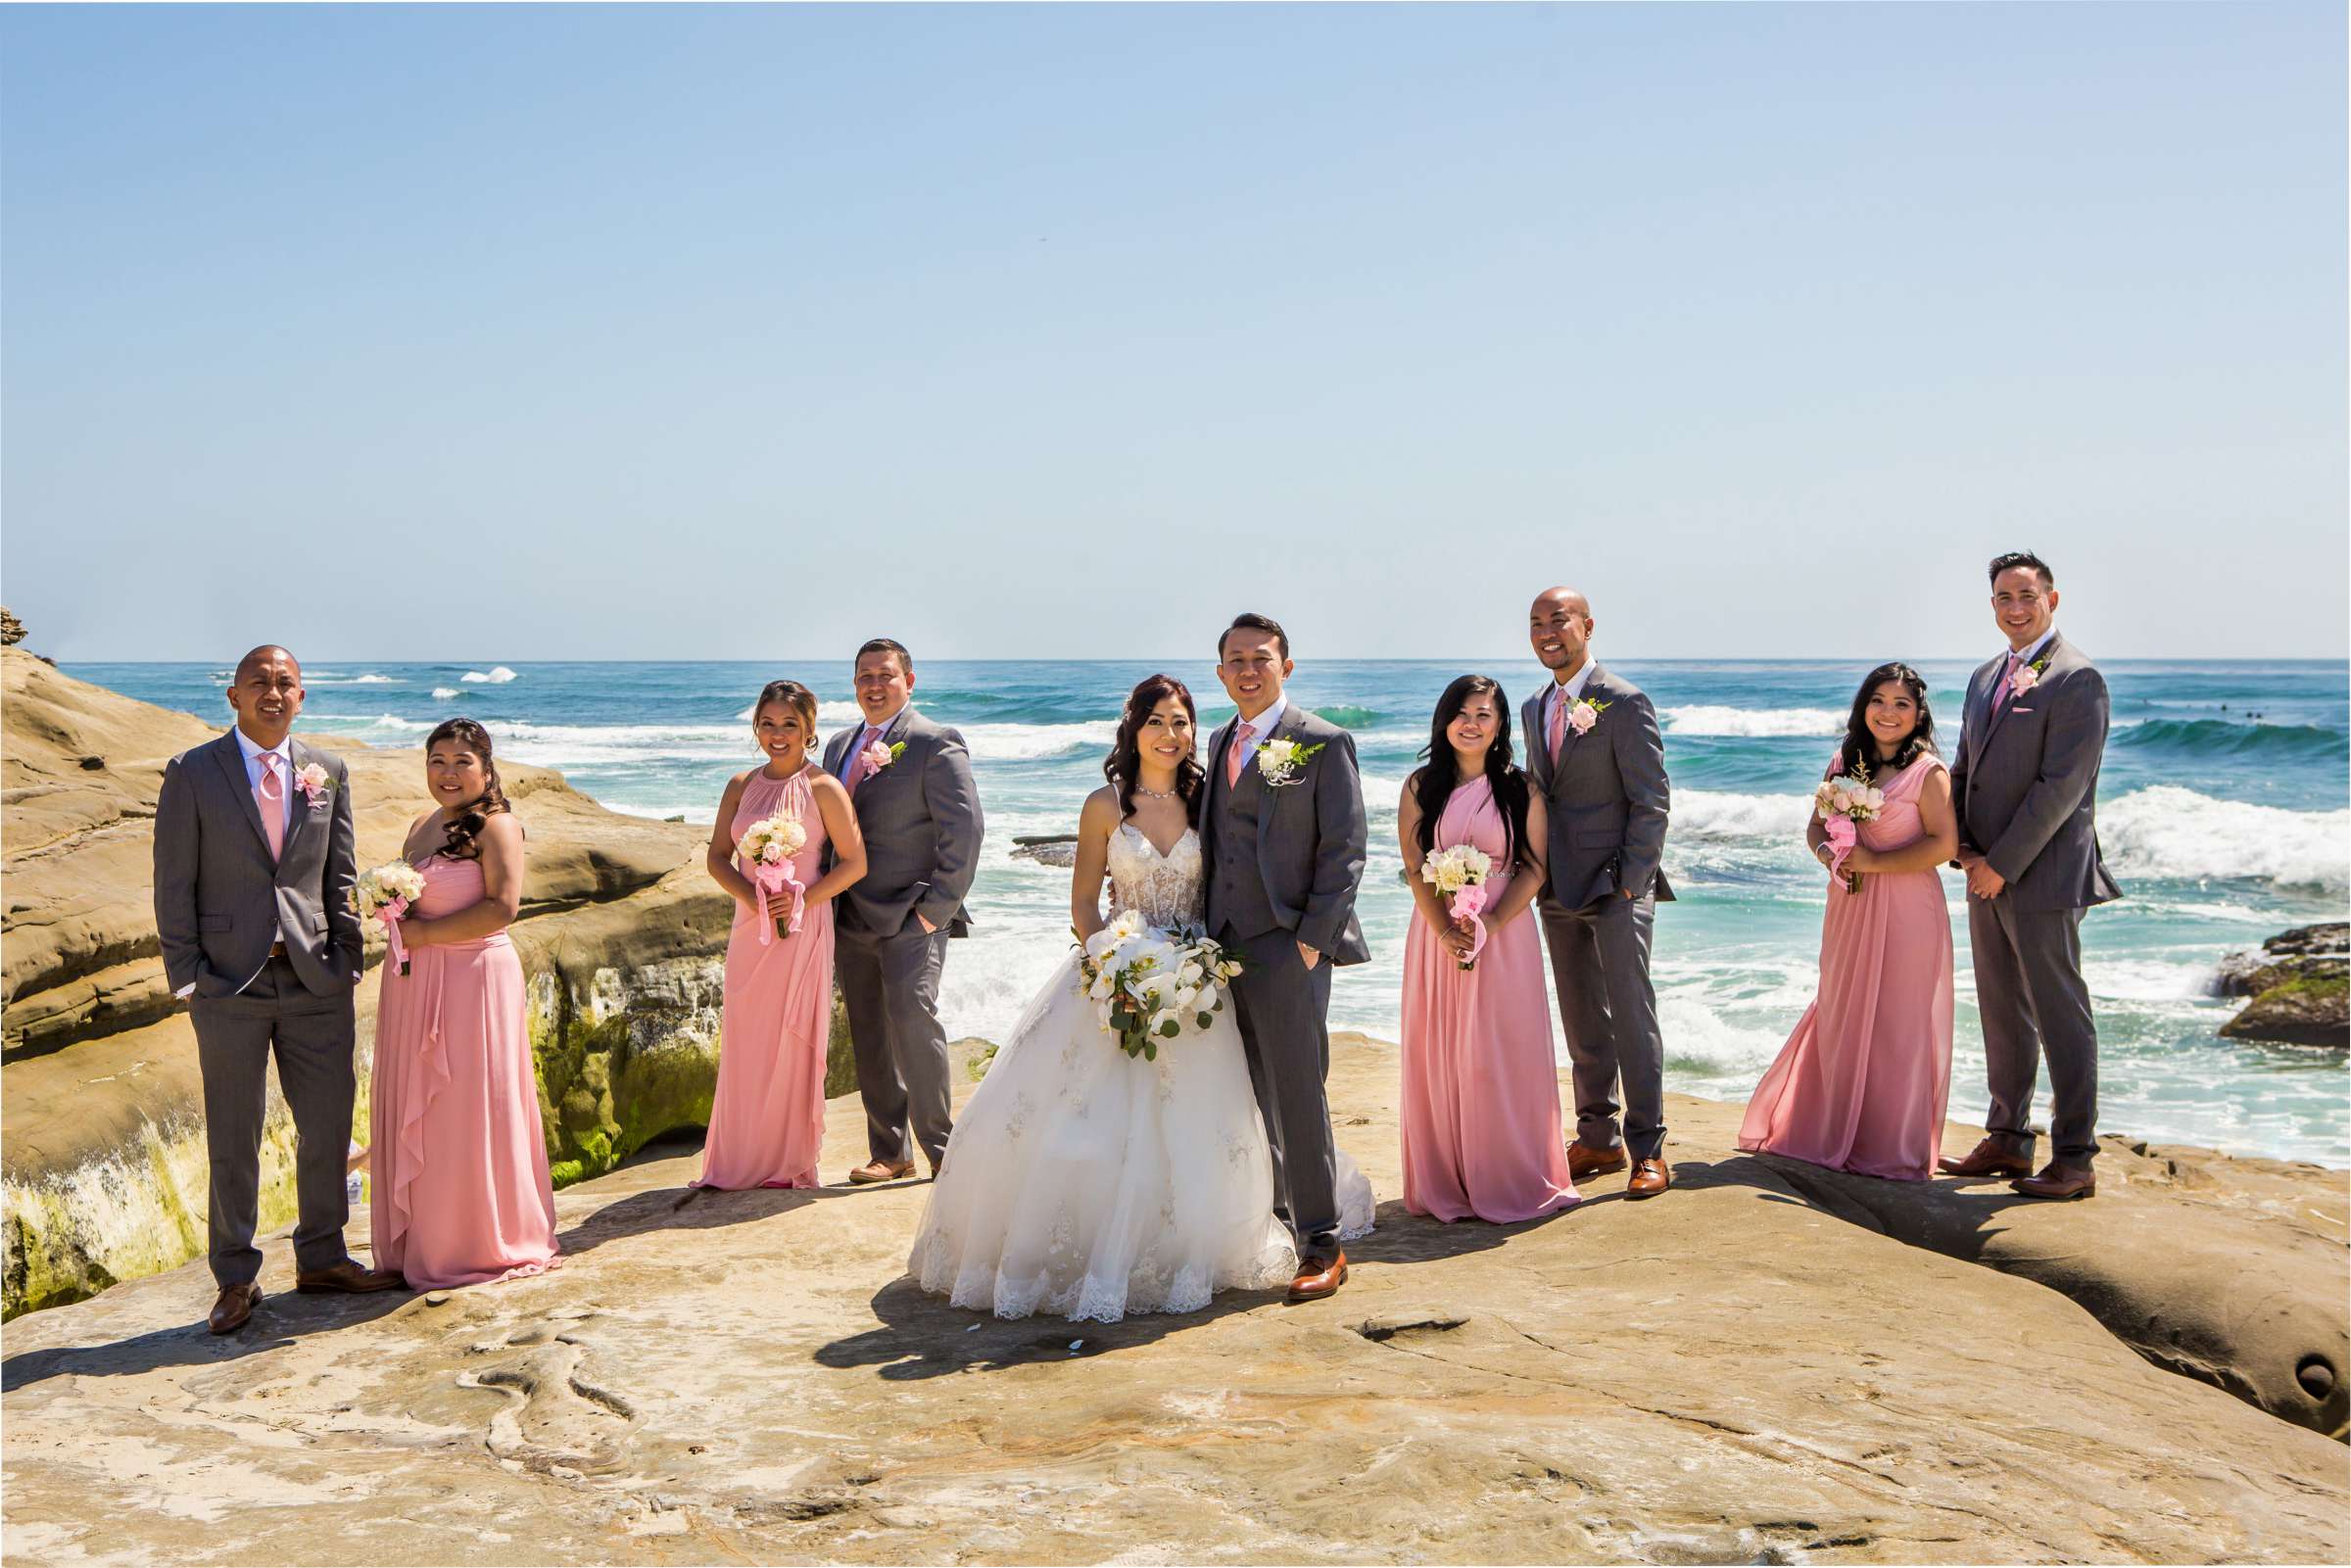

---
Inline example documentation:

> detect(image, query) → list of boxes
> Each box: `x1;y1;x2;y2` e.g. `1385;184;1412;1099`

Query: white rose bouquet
1813;764;1886;889
1419;843;1496;971
737;812;809;945
1074;911;1244;1061
350;861;428;974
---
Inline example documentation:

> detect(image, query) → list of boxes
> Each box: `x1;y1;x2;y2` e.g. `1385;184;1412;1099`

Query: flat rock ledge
4;1035;2344;1566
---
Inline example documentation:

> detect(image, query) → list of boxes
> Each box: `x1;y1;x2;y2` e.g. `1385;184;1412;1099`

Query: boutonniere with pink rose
1567;697;1611;736
294;762;332;802
862;738;908;775
2008;654;2052;698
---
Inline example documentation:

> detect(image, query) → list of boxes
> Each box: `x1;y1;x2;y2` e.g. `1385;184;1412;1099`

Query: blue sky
4;3;2343;662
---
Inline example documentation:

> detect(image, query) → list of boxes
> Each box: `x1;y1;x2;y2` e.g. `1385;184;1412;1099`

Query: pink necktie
1548;689;1567;763
848;727;879;793
257;752;286;862
1991;649;2023;711
1226;723;1255;788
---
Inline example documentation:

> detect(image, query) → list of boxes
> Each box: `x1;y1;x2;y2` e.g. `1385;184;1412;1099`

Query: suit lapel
212;732;275;858
1205;718;1236;821
278;738;313;863
1550;666;1598;784
1980;632;2059;751
1521;691;1552;794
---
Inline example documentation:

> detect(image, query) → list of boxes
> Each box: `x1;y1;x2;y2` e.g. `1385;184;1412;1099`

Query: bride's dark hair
424;717;513;861
1105;674;1207;826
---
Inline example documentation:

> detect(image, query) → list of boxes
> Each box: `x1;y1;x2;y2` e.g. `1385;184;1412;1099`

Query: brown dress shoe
1285;1250;1348;1303
847;1159;918;1185
1566;1141;1629;1181
295;1259;405;1294
1937;1136;2035;1179
2011;1162;2095;1200
208;1282;262;1335
1624;1157;1672;1198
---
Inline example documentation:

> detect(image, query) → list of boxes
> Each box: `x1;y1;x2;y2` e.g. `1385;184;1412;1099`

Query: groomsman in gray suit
1203;613;1369;1302
1523;588;1676;1197
1940;552;2121;1200
152;645;402;1336
822;638;984;1184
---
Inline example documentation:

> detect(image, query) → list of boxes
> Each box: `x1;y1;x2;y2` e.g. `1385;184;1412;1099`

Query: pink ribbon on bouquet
1448;885;1490;972
1823;816;1858;879
380;896;413;974
747;860;805;946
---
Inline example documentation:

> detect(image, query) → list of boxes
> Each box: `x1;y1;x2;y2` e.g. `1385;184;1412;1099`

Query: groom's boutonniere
294;762;332;802
862;739;907;774
2008;653;2052;698
1567;697;1611;736
1254;736;1325;788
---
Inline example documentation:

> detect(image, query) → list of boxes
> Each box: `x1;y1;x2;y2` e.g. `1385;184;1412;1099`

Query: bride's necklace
1131;783;1178;800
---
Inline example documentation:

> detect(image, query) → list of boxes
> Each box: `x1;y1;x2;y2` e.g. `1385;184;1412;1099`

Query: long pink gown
371;854;559;1289
696;765;835;1191
1739;753;1956;1181
1400;776;1581;1223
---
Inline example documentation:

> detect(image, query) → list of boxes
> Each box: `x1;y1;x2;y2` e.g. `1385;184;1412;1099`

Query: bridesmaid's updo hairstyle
752;680;819;743
1106;674;1208;827
1838;662;1938;781
424;717;512;861
1413;675;1533;869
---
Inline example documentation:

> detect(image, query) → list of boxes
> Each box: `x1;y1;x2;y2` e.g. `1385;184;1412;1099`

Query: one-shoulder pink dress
1399;776;1580;1222
1739;753;1956;1181
696;765;836;1191
370;854;559;1288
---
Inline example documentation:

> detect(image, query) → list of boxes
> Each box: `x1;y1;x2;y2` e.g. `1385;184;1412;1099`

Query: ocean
72;657;2350;1167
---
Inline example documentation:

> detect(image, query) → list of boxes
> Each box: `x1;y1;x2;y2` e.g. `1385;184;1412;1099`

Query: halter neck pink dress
696;765;835;1190
1738;753;1956;1180
1399;776;1580;1222
370;852;559;1288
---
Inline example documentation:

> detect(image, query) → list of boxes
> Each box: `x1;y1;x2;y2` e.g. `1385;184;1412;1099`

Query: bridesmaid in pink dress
1398;676;1580;1223
371;719;559;1289
1740;662;1959;1181
696;681;867;1190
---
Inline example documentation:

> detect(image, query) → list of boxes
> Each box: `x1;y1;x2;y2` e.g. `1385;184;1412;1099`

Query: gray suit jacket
153;731;361;1000
822;706;984;936
1202;703;1371;966
1520;663;1675;907
1948;631;2122;912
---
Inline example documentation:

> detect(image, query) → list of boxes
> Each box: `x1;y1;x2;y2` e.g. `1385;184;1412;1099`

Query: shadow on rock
3;1287;412;1393
556;1180;862;1259
817;1275;1289;1381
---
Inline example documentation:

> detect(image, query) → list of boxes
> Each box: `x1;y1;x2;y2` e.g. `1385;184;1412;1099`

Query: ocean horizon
68;655;2351;1168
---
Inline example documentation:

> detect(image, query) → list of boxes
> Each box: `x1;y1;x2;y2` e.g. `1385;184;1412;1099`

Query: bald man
153;645;401;1335
1522;590;1676;1196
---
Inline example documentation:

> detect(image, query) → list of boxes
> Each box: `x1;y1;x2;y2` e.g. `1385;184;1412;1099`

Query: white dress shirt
1229;692;1289;768
839;703;909;782
2004;628;2057;670
1544;660;1598;737
235;727;299;836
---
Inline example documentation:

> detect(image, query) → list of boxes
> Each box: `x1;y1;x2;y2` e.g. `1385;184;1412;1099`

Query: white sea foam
1662;705;1845;737
460;666;520;685
353;674;395;684
736;700;865;724
1673;787;1810;840
2099;786;2349;893
361;714;434;734
430;687;463;700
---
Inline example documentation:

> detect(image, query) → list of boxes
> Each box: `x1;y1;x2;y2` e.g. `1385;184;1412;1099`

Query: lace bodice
1106;823;1206;930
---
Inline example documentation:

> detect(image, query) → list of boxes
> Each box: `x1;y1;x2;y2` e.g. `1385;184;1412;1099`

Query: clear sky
4;3;2343;663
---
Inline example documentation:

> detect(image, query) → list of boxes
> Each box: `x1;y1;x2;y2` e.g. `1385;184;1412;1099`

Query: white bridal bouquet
1075;910;1244;1061
1420;843;1496;971
351;861;428;974
1813;764;1886;887
737;812;808;945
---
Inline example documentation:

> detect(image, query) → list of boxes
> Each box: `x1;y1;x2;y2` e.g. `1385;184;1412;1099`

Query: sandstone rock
0;1036;2341;1564
1011;832;1080;868
0;606;23;646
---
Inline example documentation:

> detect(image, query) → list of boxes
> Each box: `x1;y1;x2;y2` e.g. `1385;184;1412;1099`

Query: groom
1940;551;2120;1200
1203;613;1369;1303
152;644;402;1336
823;638;984;1184
1523;587;1675;1197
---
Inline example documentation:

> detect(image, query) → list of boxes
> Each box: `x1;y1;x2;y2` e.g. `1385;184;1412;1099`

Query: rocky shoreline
2215;922;2348;1049
2;1033;2344;1564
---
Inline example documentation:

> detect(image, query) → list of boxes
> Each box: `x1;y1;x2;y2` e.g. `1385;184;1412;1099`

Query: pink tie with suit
257;753;286;862
1226;723;1255;789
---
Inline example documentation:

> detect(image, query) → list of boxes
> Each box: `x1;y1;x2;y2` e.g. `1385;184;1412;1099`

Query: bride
908;673;1372;1322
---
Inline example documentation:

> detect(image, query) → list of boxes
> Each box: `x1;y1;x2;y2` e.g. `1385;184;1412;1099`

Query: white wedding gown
908;822;1374;1322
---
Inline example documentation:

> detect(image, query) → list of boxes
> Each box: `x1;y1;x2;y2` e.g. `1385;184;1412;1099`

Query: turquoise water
74;657;2350;1165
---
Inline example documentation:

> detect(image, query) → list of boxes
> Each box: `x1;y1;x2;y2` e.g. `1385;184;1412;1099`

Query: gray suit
1203;702;1368;1260
1521;664;1675;1162
821;706;984;1168
1947;630;2120;1166
152;731;364;1287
